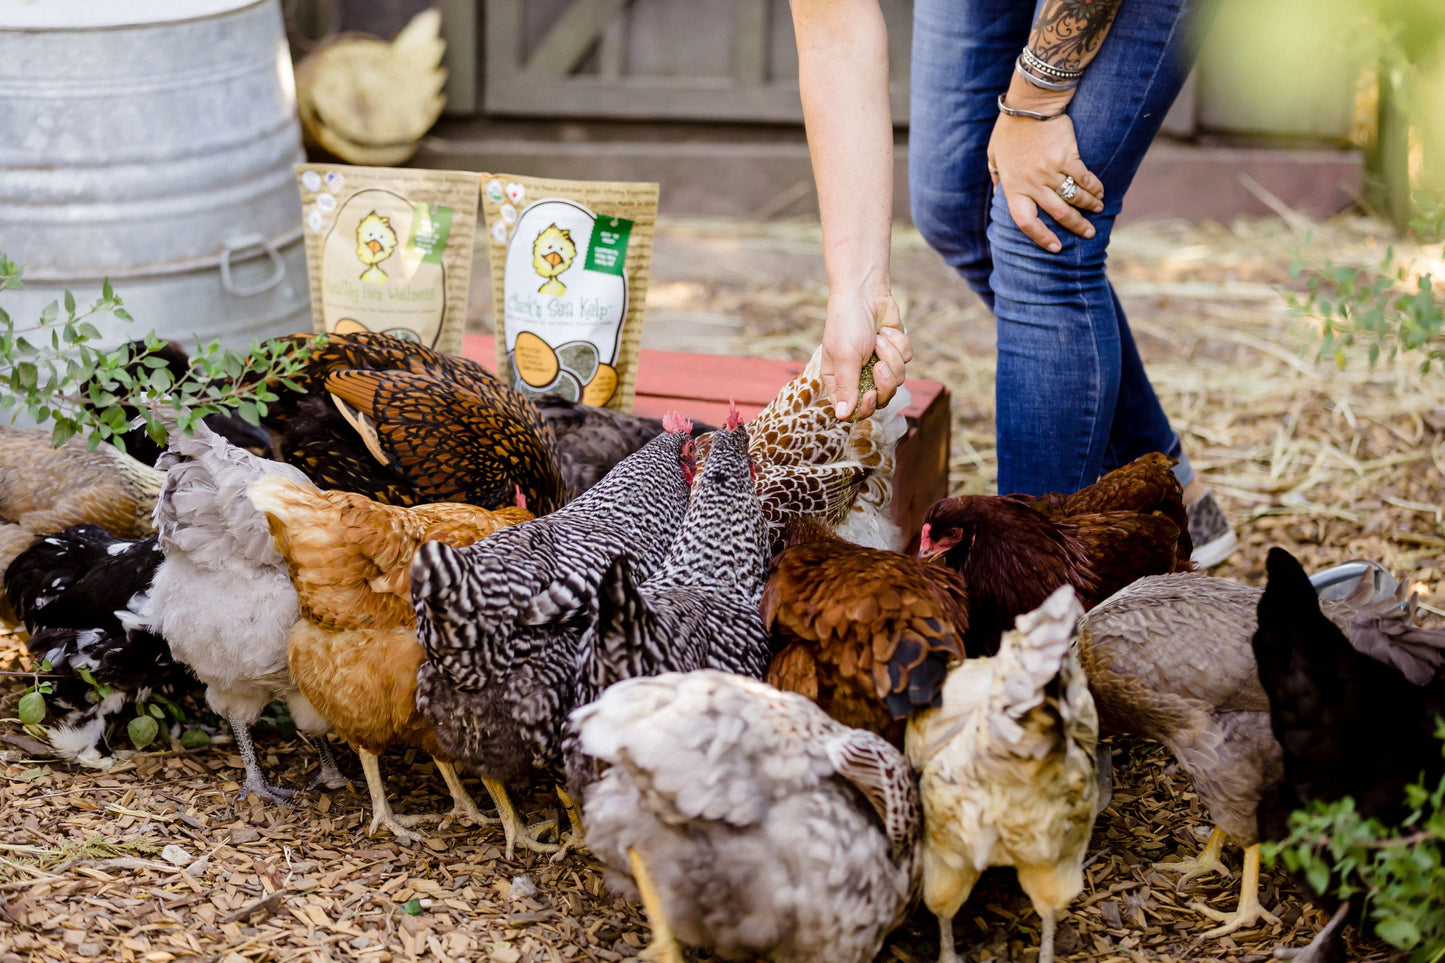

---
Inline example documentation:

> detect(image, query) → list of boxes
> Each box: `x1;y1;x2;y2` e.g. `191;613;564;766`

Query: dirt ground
2;211;1442;963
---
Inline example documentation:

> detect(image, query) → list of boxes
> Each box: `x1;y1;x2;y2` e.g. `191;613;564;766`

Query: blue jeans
909;0;1205;496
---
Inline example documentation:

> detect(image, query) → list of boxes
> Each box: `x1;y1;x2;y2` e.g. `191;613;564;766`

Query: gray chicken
140;419;346;804
1077;569;1445;939
571;405;772;713
410;413;697;858
569;669;921;963
534;392;713;497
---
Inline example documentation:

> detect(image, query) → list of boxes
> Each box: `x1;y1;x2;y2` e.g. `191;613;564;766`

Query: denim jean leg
1101;282;1183;474
908;0;1033;308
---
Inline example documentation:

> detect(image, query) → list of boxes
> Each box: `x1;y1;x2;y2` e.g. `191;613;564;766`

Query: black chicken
1253;546;1445;962
534;393;714;497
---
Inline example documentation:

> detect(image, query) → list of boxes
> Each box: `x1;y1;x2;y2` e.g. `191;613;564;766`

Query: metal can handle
219;233;286;297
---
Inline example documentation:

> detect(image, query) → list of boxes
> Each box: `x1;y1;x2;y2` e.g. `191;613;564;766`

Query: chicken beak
367;239;383;254
545;251;563;267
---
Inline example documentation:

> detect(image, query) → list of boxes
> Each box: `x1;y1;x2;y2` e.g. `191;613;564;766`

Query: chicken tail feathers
580;554;658;692
823;727;921;861
993;586;1087;737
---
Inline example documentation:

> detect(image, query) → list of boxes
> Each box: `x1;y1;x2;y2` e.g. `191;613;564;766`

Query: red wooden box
462;333;951;551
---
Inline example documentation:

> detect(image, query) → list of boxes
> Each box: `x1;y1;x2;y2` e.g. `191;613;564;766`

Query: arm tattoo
1029;0;1125;71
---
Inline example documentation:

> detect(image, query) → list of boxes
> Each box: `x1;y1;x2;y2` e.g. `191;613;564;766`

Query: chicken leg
1192;843;1282;938
1275;902;1350;962
359;748;427;843
435;759;496;826
308;736;352;791
630;846;684;963
1153;825;1230;884
479;777;561;859
554;784;586;857
936;913;960;963
229;713;296;805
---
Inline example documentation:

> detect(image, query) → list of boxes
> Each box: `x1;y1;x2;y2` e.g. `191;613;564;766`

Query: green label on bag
585;216;632;276
408;203;454;265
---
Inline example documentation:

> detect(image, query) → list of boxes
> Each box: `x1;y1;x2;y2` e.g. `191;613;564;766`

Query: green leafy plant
1288;241;1445;373
16;658;55;727
1263;725;1445;960
0;252;318;451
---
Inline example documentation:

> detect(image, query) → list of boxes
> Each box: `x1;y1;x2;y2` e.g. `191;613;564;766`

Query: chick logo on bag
502;199;630;407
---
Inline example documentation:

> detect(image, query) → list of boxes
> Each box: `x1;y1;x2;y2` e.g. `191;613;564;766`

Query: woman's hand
821;287;910;421
987;86;1105;253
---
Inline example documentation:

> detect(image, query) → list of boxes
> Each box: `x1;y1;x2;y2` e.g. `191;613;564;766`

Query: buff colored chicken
693;348;911;552
906;586;1099;963
249;473;532;840
0;426;165;602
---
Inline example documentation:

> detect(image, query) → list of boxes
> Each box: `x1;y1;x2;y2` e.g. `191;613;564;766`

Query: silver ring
1056;175;1079;201
987;164;999;176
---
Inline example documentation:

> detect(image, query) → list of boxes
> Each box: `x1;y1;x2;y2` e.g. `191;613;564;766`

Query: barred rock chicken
693;348;911;553
139;419;345;804
0;426;165;592
4;525;193;768
906;586;1099;963
249;472;532;841
1253;547;1445;962
572;406;771;715
411;414;697;857
534;393;713;497
1077;566;1445;939
258;330;568;514
568;670;921;963
919;452;1193;656
763;518;970;747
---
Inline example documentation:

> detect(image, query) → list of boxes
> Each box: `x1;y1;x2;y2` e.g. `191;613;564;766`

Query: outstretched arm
989;0;1120;252
791;0;911;422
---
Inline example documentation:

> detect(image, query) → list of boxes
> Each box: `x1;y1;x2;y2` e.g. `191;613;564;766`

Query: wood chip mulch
4;211;1438;962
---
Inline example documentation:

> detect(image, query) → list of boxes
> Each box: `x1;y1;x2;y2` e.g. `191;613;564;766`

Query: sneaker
1308;559;1402;608
1186;491;1238;568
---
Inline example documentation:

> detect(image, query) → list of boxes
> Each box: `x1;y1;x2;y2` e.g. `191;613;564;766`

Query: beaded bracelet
1016;56;1078;91
996;93;1068;121
1020;46;1082;82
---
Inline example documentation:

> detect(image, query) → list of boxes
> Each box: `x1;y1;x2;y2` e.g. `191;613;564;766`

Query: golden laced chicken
918;451;1193;656
249;474;532;841
567;670;921;963
571;405;772;712
1253;548;1445;963
693;348;911;553
0;426;164;596
410;414;697;858
139;419;346;804
762;517;970;747
257;330;568;514
1076;565;1445;941
906;586;1100;963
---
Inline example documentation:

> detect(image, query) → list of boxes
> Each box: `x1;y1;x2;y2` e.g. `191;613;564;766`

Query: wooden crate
462;333;951;551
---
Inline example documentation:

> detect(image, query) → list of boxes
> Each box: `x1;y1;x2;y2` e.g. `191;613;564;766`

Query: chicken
762;517;970;746
1076;566;1445;940
567;669;921;963
257;330;568;514
693;348;911;552
533;392;713;497
1252;547;1445;962
905;586;1099;963
410;412;697;857
139;419;345;805
918;453;1193;656
4;524;194;768
0;426;165;595
573;405;772;713
250;475;532;840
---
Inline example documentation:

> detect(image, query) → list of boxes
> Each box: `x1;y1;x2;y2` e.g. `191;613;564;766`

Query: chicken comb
725;400;743;431
662;410;693;435
514;485;527;512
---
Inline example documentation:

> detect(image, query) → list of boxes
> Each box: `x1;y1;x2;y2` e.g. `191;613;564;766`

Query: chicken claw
1153;825;1230;886
307;738;352;792
230;714;297;806
550;785;587;862
481;777;561;859
630;847;685;963
1192;844;1281;939
436;760;498;827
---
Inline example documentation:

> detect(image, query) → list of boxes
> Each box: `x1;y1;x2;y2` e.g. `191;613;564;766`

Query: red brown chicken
762;518;970;746
918;453;1193;656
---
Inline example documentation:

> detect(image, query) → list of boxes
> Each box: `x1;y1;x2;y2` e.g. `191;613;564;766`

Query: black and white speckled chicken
257;331;568;514
568;669;921;963
410;412;697;857
572;405;772;713
138;419;346;805
4;524;194;768
534;393;714;497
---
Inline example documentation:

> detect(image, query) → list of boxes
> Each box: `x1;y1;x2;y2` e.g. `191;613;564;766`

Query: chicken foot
1154;825;1230;885
480;777;561;860
1193;843;1281;938
307;737;352;791
1274;902;1350;961
359;749;427;843
435;760;497;827
629;846;684;963
551;785;587;860
229;713;296;805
